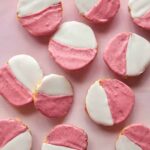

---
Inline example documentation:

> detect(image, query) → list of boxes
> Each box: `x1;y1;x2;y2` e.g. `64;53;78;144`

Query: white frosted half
42;143;75;150
75;0;99;14
116;135;142;150
52;21;97;49
126;33;150;76
38;74;73;96
128;0;150;18
17;0;60;17
2;131;32;150
86;81;113;126
8;54;43;92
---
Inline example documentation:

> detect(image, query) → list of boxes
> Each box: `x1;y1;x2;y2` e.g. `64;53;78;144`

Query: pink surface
35;93;73;118
49;40;97;70
85;0;120;23
0;66;33;106
0;119;27;147
46;124;88;150
133;11;150;30
18;3;62;36
0;0;150;150
103;32;130;76
101;79;135;124
124;124;150;150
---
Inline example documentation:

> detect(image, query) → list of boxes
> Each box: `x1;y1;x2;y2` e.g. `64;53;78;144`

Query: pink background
0;0;150;150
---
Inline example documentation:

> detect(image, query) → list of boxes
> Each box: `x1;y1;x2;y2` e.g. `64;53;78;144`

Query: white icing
2;131;32;150
86;81;113;126
126;33;150;76
116;135;142;150
52;21;97;49
42;143;75;150
75;0;99;14
38;74;73;96
128;0;150;18
17;0;60;17
8;54;43;92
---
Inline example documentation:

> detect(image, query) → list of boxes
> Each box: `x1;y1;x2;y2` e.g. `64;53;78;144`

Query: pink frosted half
100;79;135;124
86;0;120;23
49;40;97;70
0;119;27;147
34;93;73;118
103;32;131;76
0;65;33;106
46;124;88;150
18;3;62;36
124;124;150;150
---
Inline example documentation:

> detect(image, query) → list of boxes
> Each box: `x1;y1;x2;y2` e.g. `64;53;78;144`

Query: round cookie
0;119;32;150
41;124;88;150
34;74;73;118
86;79;135;126
0;54;43;106
48;21;97;70
17;0;63;36
128;0;150;30
116;124;150;150
103;32;150;77
75;0;120;23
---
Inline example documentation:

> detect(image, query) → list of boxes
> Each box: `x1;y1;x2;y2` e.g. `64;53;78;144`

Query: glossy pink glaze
133;11;150;30
18;3;62;36
49;40;97;70
0;65;33;106
34;93;73;118
85;0;120;23
46;124;88;150
123;124;150;150
100;79;135;124
103;32;131;76
0;119;27;147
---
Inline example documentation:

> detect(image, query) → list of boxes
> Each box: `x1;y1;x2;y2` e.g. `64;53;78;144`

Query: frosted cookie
41;124;88;150
116;124;150;150
103;32;150;77
86;79;134;126
0;54;43;106
0;119;32;150
48;21;97;70
75;0;120;23
34;74;73;118
128;0;150;30
17;0;63;36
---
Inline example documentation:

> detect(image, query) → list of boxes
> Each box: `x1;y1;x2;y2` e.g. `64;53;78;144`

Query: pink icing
18;3;62;36
46;124;88;150
133;11;150;30
103;32;131;76
124;124;150;150
34;93;73;118
85;0;120;23
100;79;135;124
49;40;97;70
0;119;27;147
0;65;33;106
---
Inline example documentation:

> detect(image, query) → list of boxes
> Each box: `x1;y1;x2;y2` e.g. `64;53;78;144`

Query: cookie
75;0;120;23
86;79;135;126
34;74;73;118
17;0;63;36
128;0;150;30
48;21;97;70
103;32;150;77
0;119;32;150
0;54;43;106
42;124;88;150
116;124;150;150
